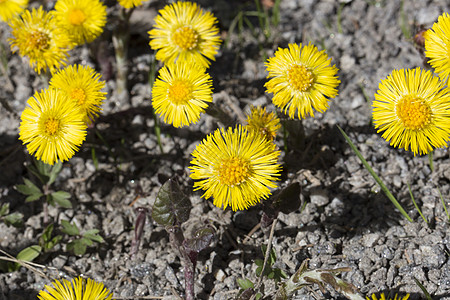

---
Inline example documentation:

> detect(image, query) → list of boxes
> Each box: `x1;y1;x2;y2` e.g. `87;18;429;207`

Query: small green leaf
48;161;63;185
16;245;41;262
61;220;80;236
27;164;48;185
67;240;87;256
16;178;41;196
0;203;9;216
40;224;54;243
3;212;23;227
46;235;62;251
25;193;43;202
237;278;254;290
83;230;104;243
50;191;72;208
79;237;94;247
35;159;52;177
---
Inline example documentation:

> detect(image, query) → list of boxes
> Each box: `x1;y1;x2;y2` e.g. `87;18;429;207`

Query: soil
1;0;450;299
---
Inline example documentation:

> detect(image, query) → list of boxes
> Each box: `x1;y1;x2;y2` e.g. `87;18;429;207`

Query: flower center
69;9;86;26
27;31;50;51
396;96;431;130
168;80;192;105
70;88;87;106
218;157;250;186
172;26;199;51
288;64;314;92
45;118;60;135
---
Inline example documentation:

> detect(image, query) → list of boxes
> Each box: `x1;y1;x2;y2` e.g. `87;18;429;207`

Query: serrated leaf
152;178;191;226
16;178;41;196
61;220;79;236
25;193;43;202
3;212;23;227
237;278;254;290
0;203;9;216
50;191;72;208
16;245;41;262
48;161;62;185
67;240;87;256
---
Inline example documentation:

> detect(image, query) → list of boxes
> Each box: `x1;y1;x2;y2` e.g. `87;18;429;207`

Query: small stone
362;233;380;247
309;189;329;206
214;269;226;282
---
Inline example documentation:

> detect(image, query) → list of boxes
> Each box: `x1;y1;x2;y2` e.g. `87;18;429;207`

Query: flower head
19;88;87;165
38;276;113;300
50;64;106;124
424;12;450;85
373;68;450;156
0;0;28;22
118;0;145;9
8;7;71;74
366;293;410;300
245;106;281;141
148;1;221;68
265;43;340;120
53;0;107;45
152;61;213;127
190;125;282;211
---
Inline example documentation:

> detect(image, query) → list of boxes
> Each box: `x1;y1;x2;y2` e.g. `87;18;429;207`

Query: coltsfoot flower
190;125;282;211
19;88;87;165
148;1;221;68
0;0;28;22
152;61;213;127
373;68;450;156
366;293;410;300
38;276;113;300
9;7;71;74
118;0;145;9
53;0;107;45
424;12;450;85
50;64;106;125
265;43;340;120
245;106;281;141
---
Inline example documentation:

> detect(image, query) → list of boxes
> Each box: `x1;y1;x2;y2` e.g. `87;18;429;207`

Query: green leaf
237;278;254;290
16;245;41;262
152;178;191;226
48;161;63;185
79;237;94;247
337;125;413;222
61;220;80;236
40;224;54;243
83;230;104;243
3;212;23;227
26;164;48;185
67;240;87;256
0;203;9;216
35;159;52;178
50;191;72;208
46;235;62;251
25;193;43;202
16;178;41;196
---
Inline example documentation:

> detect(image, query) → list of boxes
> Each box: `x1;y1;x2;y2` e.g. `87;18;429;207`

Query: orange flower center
70;88;87;105
45;118;60;135
168;80;192;105
27;31;50;51
69;9;86;26
218;157;250;186
396;96;431;130
172;26;199;51
288;64;314;92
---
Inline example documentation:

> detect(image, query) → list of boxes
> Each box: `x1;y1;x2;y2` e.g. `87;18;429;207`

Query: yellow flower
19;88;87;165
265;43;340;120
373;68;450;156
366;293;410;300
53;0;107;45
424;12;450;85
38;276;113;300
190;125;282;211
50;64;106;125
8;7;71;74
152;61;213;127
0;0;28;22
118;0;144;9
148;1;221;68
245;106;281;141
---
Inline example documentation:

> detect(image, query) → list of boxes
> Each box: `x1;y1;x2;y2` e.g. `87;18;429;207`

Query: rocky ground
1;0;450;299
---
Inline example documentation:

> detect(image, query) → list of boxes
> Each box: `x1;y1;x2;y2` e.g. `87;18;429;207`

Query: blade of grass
437;187;450;222
413;277;433;300
407;183;427;224
337;125;412;222
428;150;434;172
